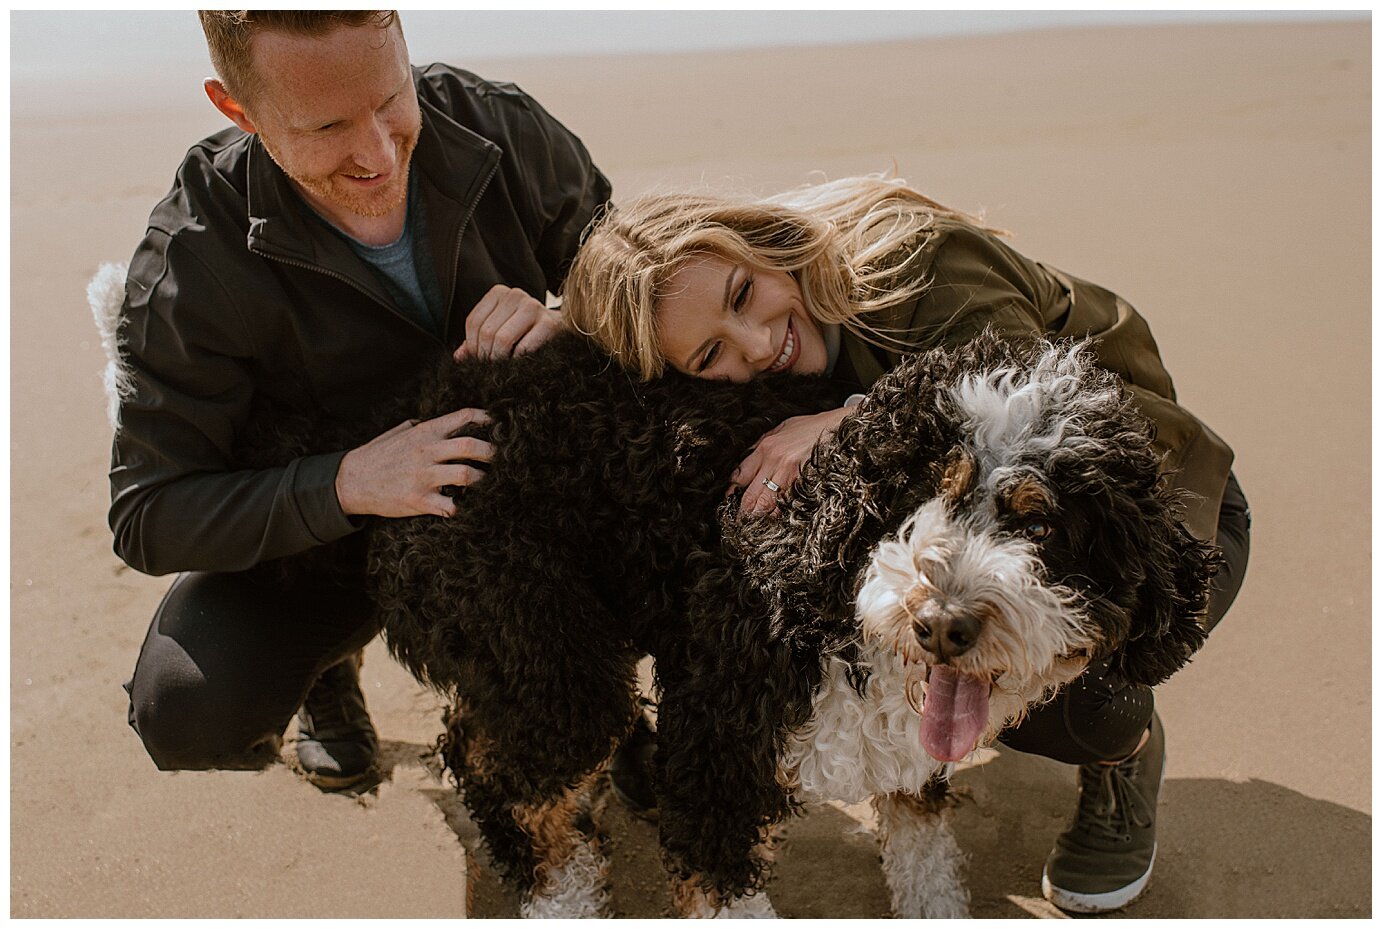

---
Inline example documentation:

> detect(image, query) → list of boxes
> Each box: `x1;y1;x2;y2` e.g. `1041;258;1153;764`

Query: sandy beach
9;17;1370;918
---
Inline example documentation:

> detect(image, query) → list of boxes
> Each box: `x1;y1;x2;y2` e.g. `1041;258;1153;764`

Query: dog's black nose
911;604;982;660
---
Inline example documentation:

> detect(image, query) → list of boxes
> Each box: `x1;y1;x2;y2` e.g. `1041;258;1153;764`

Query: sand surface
10;19;1370;918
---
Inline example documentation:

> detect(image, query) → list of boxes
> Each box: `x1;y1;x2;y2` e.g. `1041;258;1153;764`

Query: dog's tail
87;262;133;432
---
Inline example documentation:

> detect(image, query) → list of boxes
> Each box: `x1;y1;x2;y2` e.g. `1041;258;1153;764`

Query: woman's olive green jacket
833;221;1233;542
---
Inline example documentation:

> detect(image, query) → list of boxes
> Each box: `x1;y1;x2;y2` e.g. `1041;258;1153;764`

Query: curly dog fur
212;322;1218;917
234;329;844;915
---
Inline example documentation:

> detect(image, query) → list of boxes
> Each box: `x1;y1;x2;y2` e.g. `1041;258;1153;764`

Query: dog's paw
686;892;776;919
518;840;610;919
717;893;778;918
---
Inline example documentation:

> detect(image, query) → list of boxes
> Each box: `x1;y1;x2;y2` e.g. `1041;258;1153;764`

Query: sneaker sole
293;751;378;792
302;767;376;791
1042;844;1156;913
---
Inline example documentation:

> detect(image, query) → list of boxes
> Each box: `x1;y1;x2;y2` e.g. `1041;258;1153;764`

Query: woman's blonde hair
562;173;992;380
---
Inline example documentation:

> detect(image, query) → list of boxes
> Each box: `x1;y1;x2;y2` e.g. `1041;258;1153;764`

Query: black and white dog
92;263;1216;917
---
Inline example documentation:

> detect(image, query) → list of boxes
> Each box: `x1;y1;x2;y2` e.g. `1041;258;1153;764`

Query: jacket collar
244;66;501;271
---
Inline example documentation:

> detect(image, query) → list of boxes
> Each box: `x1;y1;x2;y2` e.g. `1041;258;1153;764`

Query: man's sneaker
295;651;379;791
1041;712;1165;913
607;711;658;820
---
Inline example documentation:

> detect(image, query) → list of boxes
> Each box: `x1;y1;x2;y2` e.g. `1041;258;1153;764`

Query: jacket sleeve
871;224;1232;539
415;65;611;297
902;224;1052;350
500;90;612;295
108;232;359;576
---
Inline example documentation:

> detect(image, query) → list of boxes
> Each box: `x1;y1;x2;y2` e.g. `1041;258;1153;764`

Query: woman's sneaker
1041;713;1165;913
295;651;379;791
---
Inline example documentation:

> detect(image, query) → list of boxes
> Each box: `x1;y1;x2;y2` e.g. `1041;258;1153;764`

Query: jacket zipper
252;158;500;345
443;160;500;335
253;250;441;344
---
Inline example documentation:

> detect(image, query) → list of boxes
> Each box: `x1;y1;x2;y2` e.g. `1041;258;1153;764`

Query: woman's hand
453;285;563;361
730;406;852;514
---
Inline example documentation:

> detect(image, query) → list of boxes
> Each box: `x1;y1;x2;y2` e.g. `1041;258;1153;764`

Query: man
112;10;611;790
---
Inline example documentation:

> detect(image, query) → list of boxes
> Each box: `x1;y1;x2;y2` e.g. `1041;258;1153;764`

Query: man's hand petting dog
731;406;851;514
335;409;493;518
342;285;553;520
454;284;562;361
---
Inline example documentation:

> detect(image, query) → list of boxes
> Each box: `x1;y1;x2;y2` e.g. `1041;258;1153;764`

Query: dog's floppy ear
785;351;964;620
726;363;958;652
1108;491;1221;687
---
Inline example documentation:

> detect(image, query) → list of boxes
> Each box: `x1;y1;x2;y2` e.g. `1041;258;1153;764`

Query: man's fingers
339;410;492;520
434;462;486;489
514;310;564;355
459;286;555;360
464;284;507;344
423;406;492;434
437;435;493;464
485;309;533;358
424;491;460;519
475;293;541;357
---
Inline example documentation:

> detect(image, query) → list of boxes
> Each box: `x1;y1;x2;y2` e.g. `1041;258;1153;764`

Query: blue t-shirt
315;174;446;336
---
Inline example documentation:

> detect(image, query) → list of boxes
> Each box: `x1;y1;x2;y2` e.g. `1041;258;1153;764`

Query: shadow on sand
952;749;1371;919
379;738;1368;919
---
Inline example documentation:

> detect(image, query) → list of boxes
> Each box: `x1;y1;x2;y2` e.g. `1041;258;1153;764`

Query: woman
563;175;1250;914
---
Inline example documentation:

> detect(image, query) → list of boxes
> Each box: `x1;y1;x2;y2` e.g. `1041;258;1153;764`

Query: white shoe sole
1041;843;1156;913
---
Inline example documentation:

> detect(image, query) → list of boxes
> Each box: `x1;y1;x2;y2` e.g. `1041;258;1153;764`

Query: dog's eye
1023;520;1054;542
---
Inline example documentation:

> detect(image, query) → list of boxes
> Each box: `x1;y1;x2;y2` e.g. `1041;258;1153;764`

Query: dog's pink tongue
919;666;990;762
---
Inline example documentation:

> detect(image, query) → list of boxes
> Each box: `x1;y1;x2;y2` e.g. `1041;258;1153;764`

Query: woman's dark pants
998;471;1252;764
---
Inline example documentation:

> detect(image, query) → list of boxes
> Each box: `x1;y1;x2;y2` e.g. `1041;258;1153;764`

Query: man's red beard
264;129;419;219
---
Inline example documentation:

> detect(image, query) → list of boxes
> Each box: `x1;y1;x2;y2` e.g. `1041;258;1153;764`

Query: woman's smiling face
656;254;828;382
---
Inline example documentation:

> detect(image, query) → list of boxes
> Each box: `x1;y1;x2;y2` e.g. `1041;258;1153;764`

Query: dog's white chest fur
781;641;945;803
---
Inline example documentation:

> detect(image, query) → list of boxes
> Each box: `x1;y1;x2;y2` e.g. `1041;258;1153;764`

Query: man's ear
203;78;257;134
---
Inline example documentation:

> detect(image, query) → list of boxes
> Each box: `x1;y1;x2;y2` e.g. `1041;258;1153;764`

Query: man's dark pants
125;536;379;771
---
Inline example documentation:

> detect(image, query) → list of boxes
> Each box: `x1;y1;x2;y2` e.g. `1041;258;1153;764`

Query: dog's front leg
653;643;795;917
874;782;970;918
441;710;613;918
512;777;611;919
